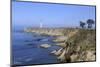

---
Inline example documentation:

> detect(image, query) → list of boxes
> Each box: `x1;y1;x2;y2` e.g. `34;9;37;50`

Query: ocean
12;27;60;65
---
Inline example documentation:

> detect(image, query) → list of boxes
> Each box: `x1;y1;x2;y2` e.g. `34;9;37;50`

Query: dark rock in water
27;43;33;45
27;43;37;48
31;45;37;48
34;38;42;41
25;40;29;42
25;40;32;42
40;38;49;42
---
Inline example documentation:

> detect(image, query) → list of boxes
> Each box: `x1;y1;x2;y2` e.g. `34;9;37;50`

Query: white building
40;23;43;28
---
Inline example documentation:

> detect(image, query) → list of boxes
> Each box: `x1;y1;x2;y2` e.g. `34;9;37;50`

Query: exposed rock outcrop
40;44;51;48
50;48;63;56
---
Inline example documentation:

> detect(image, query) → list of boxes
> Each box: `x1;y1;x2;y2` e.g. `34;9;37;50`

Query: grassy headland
24;28;96;63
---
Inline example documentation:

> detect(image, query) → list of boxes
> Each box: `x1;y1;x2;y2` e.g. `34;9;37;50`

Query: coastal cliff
24;28;96;62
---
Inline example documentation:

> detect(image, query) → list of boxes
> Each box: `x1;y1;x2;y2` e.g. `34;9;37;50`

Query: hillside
62;29;96;62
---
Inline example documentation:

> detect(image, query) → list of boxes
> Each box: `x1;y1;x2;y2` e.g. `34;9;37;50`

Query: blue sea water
12;27;60;65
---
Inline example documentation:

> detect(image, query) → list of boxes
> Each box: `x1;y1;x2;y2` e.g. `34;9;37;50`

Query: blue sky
12;1;95;28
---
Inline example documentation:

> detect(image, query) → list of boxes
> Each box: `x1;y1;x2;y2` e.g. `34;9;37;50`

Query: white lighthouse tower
40;23;43;28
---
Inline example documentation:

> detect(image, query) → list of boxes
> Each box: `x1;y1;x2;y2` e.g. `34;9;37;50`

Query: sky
12;1;96;28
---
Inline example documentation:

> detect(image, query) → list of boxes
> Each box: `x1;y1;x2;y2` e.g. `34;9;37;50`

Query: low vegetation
59;28;96;62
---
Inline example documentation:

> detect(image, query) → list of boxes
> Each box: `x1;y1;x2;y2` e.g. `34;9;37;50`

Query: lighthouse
40;23;43;28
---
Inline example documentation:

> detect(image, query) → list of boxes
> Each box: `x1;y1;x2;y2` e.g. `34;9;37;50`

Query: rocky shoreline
24;28;96;63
